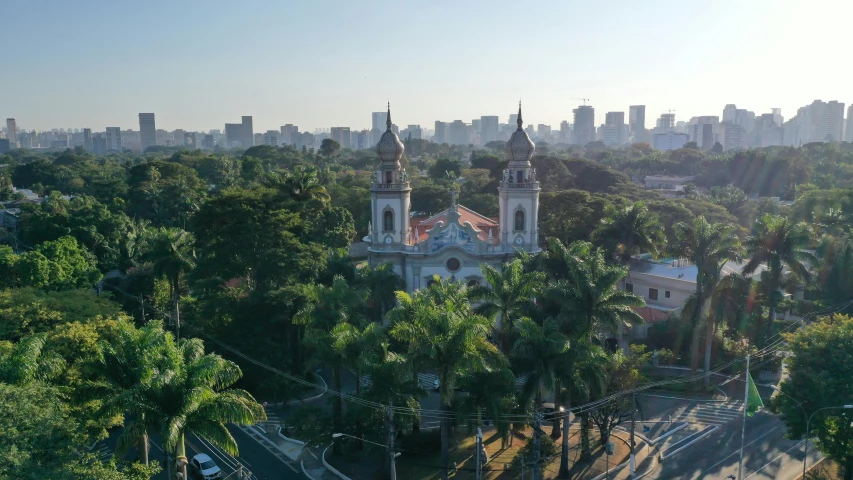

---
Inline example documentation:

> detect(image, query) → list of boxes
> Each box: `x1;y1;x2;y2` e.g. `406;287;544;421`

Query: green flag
745;372;764;417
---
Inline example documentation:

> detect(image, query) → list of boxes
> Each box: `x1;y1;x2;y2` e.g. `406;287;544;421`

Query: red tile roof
410;205;500;245
633;306;672;324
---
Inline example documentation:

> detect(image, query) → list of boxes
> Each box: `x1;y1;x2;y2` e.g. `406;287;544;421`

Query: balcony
500;181;539;189
373;182;411;189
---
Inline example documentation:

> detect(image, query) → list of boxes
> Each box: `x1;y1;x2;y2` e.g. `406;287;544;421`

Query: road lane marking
689;427;780;480
745;439;806;479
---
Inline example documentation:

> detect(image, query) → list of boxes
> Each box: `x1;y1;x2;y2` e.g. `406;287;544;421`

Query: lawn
328;423;630;480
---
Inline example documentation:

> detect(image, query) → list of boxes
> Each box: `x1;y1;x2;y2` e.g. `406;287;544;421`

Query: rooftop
411;205;499;245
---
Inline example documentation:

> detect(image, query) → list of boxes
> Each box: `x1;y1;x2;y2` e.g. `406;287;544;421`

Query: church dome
377;103;404;165
505;102;535;164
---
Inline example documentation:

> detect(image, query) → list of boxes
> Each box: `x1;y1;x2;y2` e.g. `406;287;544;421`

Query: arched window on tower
517;170;524;184
383;210;394;231
514;209;525;231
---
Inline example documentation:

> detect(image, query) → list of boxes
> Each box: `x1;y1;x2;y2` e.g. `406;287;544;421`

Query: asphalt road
95;425;305;479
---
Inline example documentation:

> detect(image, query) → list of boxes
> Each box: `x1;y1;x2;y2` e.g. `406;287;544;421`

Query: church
366;103;541;292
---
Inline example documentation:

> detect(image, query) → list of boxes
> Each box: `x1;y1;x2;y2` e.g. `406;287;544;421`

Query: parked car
190;453;222;479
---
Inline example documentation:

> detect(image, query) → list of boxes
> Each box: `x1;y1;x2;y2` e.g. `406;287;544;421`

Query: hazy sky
3;0;851;133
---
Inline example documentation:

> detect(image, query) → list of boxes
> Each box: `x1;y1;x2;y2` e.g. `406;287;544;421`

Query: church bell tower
370;104;411;246
498;102;540;252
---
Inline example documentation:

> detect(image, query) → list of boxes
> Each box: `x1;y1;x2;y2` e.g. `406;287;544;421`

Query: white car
190;453;222;479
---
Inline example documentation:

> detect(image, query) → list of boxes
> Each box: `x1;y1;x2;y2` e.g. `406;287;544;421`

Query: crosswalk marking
673;402;744;426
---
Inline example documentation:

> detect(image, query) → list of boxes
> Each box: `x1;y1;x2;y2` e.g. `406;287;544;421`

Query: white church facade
365;103;541;292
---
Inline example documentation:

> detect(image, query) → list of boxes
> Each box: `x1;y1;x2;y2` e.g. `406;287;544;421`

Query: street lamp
332;433;400;479
803;405;853;479
769;385;807;419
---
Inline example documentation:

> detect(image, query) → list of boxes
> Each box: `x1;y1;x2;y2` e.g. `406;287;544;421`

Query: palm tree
297;275;369;454
282;166;331;204
470;259;545;352
92;320;172;466
389;277;502;480
557;340;606;478
742;214;815;339
545;242;646;343
592;201;665;264
0;334;65;385
358;263;404;323
511;318;571;480
151;337;266;480
143;227;196;340
674;216;742;380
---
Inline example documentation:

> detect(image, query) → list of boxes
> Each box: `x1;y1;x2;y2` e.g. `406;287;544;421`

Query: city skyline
2;0;851;132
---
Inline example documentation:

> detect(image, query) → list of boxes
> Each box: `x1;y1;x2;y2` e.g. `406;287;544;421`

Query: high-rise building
224;123;243;147
537;124;551;139
559;121;572;142
722;104;737;124
718;123;746;150
263;130;280;146
448;120;468;145
479;116;499;144
846;106;853;142
372;111;387;131
201;134;214;150
652;131;689;151
172;129;186;147
82;128;92;151
241;116;254;148
401;125;422;140
139;113;156;151
0;139;9;153
105;127;122;151
5;119;18;148
826;101;845;142
629;105;646;142
433;121;447;143
330;127;352;148
185;133;196;149
280;124;298;145
91;134;106;155
656;113;675;132
602;112;625;146
572;105;595;146
690;116;719;150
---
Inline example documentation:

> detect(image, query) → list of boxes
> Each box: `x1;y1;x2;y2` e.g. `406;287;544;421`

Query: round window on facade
446;258;461;272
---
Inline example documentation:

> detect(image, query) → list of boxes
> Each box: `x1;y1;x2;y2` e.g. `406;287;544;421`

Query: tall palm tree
742;214;815;339
143;227;196;340
545;242;646;342
557;341;606;478
511;318;571;480
282;167;331;204
592;201;665;264
151;337;266;480
297;275;369;454
92;320;172;466
674;216;742;380
389;277;502;480
470;259;545;352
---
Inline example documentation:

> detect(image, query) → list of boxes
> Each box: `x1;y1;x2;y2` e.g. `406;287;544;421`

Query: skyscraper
139;113;156;151
372;111;387;131
826;101;845;142
330;127;352;148
629;105;646;142
603;112;625;146
847;106;853;142
263;130;280;146
280;124;298;145
480;116;499;144
434;121;447;143
241;116;254;148
82;128;92;151
448;120;468;145
91;134;107;155
5;119;18;148
225;123;242;147
105;127;122;151
572;105;595;146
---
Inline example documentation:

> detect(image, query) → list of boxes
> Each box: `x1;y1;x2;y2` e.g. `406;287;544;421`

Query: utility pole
521;456;525;480
737;355;750;480
386;404;397;480
475;428;482;480
630;392;636;477
533;410;543;480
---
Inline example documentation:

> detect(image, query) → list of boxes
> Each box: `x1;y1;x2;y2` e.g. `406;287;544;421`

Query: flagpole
737;354;750;480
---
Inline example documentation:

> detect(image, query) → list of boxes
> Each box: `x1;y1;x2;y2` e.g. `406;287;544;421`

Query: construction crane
570;98;591;106
665;109;676;114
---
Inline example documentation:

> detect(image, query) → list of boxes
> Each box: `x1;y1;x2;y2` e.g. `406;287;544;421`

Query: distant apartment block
573;105;595;145
644;175;694;192
83;128;92;151
330;127;352;148
629;105;646;142
480;116;499;144
5;119;18;148
652;131;688;151
105;127;122;151
263;130;279;146
139;113;156;151
91;134;107;155
241;116;254;148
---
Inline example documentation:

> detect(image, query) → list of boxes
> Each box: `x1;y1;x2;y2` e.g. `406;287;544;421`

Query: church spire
517;100;523;130
386;102;392;131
